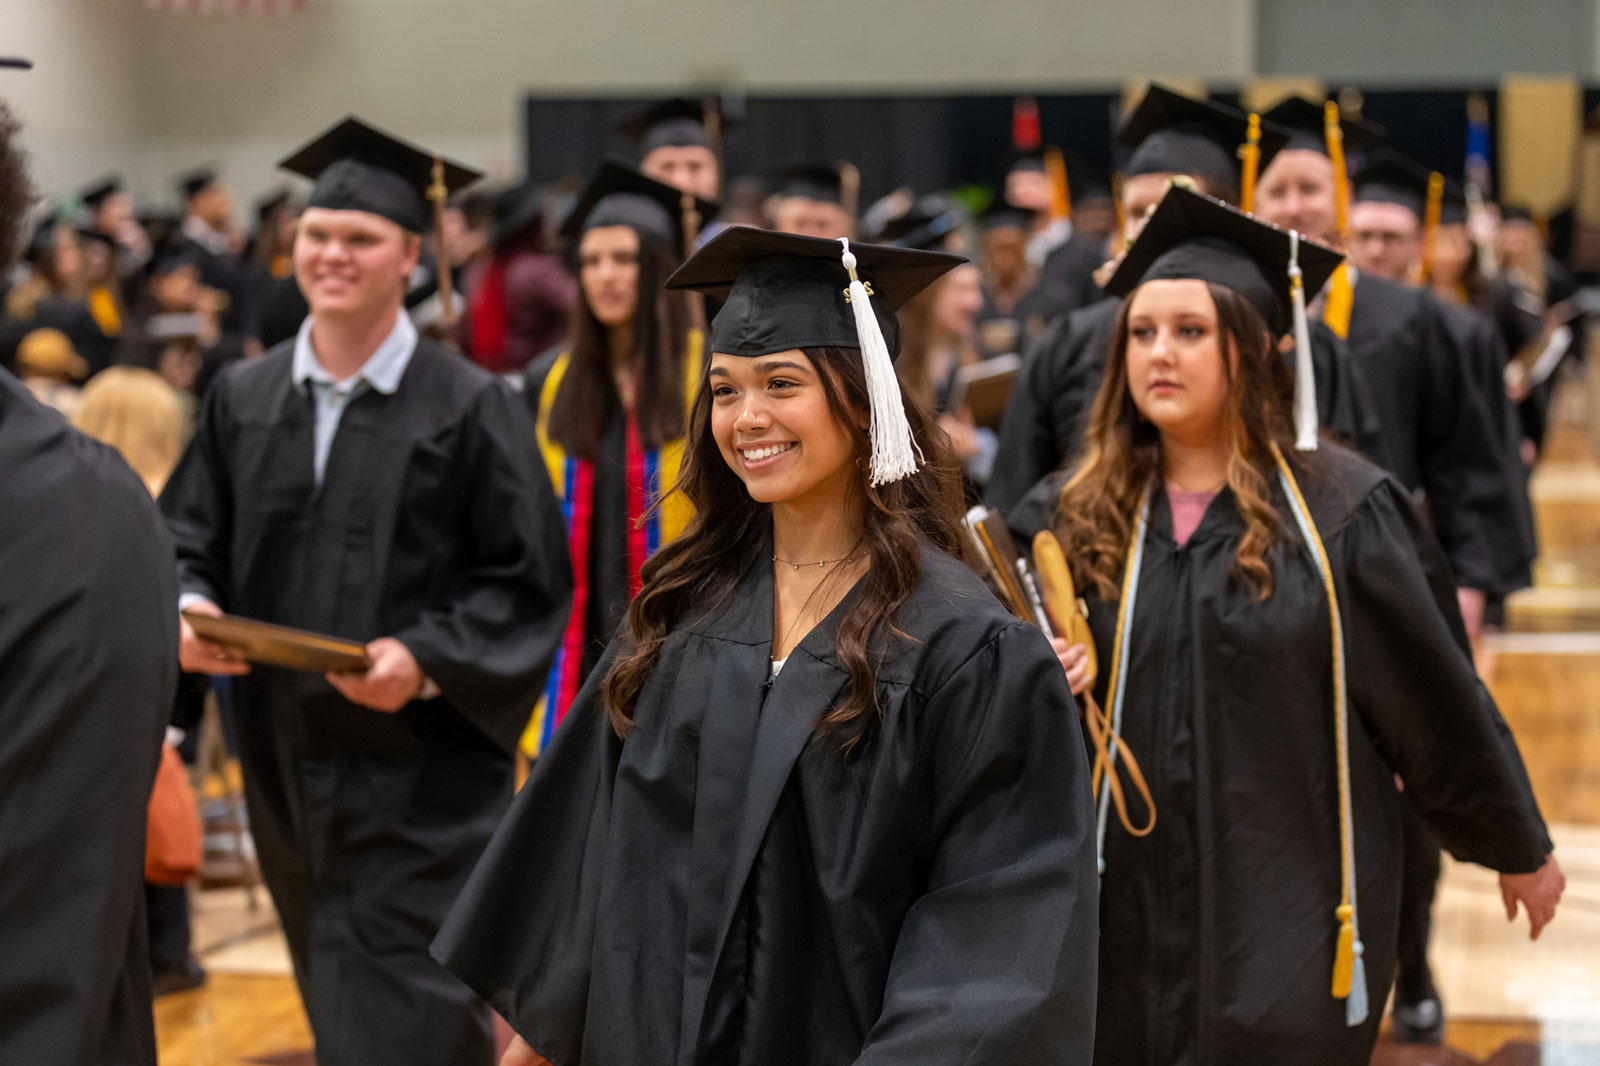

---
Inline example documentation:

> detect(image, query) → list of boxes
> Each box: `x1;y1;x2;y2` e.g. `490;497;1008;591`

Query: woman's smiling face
708;348;859;506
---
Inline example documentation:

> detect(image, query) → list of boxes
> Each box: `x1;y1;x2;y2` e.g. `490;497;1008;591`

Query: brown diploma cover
182;609;372;674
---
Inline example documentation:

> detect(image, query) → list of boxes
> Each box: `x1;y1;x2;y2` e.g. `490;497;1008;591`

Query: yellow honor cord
1269;443;1366;1024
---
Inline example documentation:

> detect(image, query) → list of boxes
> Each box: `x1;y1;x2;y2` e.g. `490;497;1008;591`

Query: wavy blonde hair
1055;282;1297;601
73;366;189;496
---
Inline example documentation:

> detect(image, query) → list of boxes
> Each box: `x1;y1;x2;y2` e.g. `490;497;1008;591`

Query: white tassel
839;238;922;485
1288;230;1319;452
1346;946;1369;1027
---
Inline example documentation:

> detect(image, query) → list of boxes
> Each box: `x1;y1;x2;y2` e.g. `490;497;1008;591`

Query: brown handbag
145;745;203;885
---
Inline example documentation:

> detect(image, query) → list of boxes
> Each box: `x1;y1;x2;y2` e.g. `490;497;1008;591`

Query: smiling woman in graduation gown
521;162;715;754
436;228;1100;1066
1040;186;1560;1066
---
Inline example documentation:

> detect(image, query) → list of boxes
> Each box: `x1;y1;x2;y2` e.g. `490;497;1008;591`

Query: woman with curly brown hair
1040;185;1562;1066
436;227;1100;1066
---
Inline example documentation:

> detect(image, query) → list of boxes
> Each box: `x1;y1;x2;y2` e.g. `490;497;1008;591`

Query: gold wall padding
1499;74;1582;220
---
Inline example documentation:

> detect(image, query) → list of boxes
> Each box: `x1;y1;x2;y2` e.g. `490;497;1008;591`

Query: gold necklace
772;547;865;571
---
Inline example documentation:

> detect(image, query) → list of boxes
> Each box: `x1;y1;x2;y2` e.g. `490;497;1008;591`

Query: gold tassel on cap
1239;113;1262;214
1322;101;1355;339
1420;171;1445;283
428;154;457;334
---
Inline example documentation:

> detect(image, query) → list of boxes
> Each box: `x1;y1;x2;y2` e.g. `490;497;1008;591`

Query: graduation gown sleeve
162;368;237;607
0;376;179;1066
1338;475;1550;874
1412;298;1510;593
391;379;574;751
988;321;1071;512
430;646;625;1065
855;623;1099;1066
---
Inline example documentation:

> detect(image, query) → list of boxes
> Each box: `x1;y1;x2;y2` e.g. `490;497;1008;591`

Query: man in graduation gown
1339;151;1539;1044
1254;108;1524;644
988;85;1385;513
770;161;857;239
174;167;259;340
0;85;180;1066
975;198;1053;358
1030;171;1116;322
1345;154;1537;604
616;97;725;203
160;116;573;1066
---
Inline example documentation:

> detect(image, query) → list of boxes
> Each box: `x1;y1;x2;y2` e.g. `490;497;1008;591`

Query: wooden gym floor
155;379;1600;1066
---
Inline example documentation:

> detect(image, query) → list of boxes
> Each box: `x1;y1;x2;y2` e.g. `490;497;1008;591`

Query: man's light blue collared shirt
291;310;418;486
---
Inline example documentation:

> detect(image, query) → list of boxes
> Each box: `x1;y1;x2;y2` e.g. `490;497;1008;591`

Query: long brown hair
1055;282;1296;601
548;228;692;458
895;273;980;409
602;345;968;749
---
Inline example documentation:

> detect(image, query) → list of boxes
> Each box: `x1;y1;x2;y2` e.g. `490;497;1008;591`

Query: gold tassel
1239;113;1262;214
1332;903;1355;998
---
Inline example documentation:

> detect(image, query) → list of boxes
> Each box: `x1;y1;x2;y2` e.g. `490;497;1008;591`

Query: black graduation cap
1104;184;1343;336
774;162;846;205
80;176;122;210
254;187;291;224
78;228;118;251
278;116;482;234
149;239;207;276
1259;96;1387;160
979;198;1038;232
1438;180;1469;226
1006;147;1049;176
664;225;965;359
176;166;220;201
25;213;62;263
0;57;32;70
1067;161;1114;205
615;97;730;156
1119;83;1290;186
489;181;545;246
874;195;965;251
1351;150;1436;219
560;159;717;252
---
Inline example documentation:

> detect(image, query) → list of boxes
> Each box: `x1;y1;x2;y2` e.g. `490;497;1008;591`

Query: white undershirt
770;657;788;680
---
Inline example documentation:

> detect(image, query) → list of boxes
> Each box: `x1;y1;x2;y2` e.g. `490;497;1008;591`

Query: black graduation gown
1345;275;1517;592
160;338;573;1066
976;282;1052;358
986;296;1387;513
1031;230;1108;322
180;236;259;339
1435;299;1537;596
434;545;1101;1066
1077;446;1548;1066
0;373;178;1066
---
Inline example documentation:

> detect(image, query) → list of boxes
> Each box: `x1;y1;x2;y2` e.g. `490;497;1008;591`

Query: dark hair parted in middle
601;344;968;750
547;228;694;459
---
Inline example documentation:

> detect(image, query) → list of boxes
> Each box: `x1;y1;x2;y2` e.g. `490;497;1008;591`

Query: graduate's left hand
326;637;424;713
1499;852;1565;940
1457;587;1487;645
